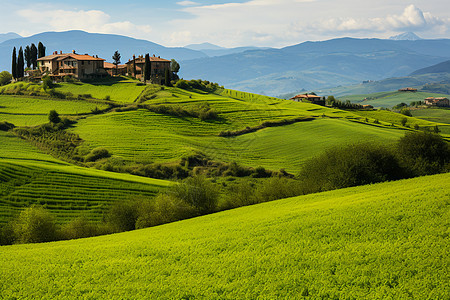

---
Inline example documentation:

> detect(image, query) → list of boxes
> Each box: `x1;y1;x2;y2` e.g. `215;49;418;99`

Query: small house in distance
103;62;127;76
125;54;171;85
424;97;450;107
398;87;417;92
290;94;325;106
37;50;107;79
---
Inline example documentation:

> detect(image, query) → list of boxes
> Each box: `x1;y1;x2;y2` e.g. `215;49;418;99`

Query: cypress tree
165;69;171;87
24;46;31;69
30;43;38;69
38;42;46;58
11;47;17;79
17;47;24;78
144;53;150;82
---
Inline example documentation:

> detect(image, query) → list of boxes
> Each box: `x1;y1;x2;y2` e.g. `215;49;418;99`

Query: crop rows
0;161;168;224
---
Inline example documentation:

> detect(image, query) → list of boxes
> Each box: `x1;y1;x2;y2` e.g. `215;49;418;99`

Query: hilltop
1;172;449;298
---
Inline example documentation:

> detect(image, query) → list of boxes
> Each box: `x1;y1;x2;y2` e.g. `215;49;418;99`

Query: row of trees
11;42;46;79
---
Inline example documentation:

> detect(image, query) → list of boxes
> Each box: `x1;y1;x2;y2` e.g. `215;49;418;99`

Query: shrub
48;110;61;123
0;71;12;86
0;121;15;131
170;176;219;214
396;131;450;176
254;177;303;203
105;200;140;232
0;222;15;245
12;206;59;244
135;194;196;229
42;76;54;90
61;216;100;240
299;143;404;193
85;147;111;162
400;108;412;117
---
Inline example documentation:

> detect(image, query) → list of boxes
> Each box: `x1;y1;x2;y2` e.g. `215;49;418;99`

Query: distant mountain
185;42;270;57
185;42;224;51
181;37;450;95
410;60;450;75
0;30;206;72
0;32;21;44
389;32;423;41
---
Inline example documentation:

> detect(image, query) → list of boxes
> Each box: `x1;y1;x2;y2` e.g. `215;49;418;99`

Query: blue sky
1;0;449;47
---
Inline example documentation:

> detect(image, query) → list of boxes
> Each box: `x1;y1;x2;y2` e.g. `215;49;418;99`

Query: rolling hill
181;37;450;95
1;172;449;298
410;59;450;75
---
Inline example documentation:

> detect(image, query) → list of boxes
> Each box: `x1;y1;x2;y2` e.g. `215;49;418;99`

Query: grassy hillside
0;130;170;224
1;173;449;299
411;108;450;124
339;90;449;108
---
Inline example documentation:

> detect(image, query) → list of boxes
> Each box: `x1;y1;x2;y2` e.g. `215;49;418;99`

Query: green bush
396;131;450;176
0;71;12;86
48;110;61;123
105;200;140;232
85;147;111;162
42;76;54;90
61;216;100;240
12;206;59;244
135;194;196;229
0;121;15;131
170;176;219;214
299;143;404;193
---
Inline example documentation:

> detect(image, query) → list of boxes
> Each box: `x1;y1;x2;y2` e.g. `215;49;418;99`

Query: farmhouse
398;87;417;92
290;94;325;106
103;62;127;76
37;50;107;79
424;97;450;107
125;54;171;85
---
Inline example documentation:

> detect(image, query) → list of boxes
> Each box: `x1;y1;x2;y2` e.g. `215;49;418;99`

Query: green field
0;130;170;224
1;173;448;299
411;108;450;124
340;91;449;108
0;95;109;126
55;77;146;102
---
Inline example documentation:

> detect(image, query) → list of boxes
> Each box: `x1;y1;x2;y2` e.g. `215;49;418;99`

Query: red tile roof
38;53;104;61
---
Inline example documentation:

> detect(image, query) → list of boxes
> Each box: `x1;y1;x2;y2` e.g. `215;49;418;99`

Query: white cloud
165;2;450;47
17;8;152;39
177;1;200;6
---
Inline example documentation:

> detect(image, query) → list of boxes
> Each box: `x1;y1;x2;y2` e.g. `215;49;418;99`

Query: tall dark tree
30;43;38;69
38;42;45;59
170;59;180;74
165;69;171;86
112;50;121;76
11;47;17;79
24;45;32;69
144;53;151;82
17;47;24;78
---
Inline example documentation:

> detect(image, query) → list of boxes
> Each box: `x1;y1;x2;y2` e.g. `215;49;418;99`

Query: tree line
11;42;46;80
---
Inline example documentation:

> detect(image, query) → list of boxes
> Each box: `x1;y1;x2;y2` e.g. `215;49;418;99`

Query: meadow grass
340;91;450;108
0;95;109;126
1;172;448;299
55;77;146;103
410;108;450;124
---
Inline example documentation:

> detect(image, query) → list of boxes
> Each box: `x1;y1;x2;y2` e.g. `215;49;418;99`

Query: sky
0;0;449;48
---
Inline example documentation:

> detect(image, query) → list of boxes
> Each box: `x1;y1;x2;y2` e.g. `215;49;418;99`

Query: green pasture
340;91;449;108
71;108;403;173
1;173;449;299
55;77;146;102
0;95;109;126
410;108;450;124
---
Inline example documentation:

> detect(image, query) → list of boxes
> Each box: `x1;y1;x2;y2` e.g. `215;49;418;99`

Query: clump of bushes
85;147;111;162
0;121;15;131
144;103;218;121
175;79;222;93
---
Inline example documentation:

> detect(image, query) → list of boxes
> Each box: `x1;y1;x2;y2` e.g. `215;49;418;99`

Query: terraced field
0;130;170;224
411;108;450;124
1;173;448;299
340;91;450;108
